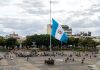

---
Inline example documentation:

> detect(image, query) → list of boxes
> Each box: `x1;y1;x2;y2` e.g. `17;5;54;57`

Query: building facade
47;24;72;36
47;24;51;34
62;25;72;36
74;32;91;36
5;32;20;39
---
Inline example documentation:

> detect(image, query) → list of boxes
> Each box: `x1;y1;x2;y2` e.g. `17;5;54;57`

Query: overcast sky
0;0;100;36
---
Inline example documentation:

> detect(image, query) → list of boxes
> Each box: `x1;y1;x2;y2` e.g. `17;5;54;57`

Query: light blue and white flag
51;18;68;43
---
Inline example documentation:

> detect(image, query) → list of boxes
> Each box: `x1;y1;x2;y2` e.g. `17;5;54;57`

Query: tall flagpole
61;41;62;51
50;0;52;53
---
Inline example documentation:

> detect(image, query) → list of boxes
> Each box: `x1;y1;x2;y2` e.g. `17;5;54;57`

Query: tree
22;34;61;50
5;37;18;49
0;36;5;48
78;38;97;51
22;34;100;51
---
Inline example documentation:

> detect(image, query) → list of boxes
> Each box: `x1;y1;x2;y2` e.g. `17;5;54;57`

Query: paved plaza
0;51;99;70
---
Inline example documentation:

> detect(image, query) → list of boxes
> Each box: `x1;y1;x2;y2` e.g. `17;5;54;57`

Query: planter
44;58;54;65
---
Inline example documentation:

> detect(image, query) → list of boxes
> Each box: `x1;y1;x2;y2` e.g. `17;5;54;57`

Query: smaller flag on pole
51;18;68;43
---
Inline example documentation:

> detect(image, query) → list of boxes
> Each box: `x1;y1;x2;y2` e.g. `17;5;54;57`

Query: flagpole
50;0;52;54
61;41;62;51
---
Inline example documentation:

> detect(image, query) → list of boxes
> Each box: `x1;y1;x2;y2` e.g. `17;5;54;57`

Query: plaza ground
0;51;99;70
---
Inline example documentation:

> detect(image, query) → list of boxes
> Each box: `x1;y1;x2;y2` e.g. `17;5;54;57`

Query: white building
62;25;72;36
47;24;72;36
73;35;100;42
5;32;20;39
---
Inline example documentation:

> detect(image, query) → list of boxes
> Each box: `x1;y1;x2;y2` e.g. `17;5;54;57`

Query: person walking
27;56;29;61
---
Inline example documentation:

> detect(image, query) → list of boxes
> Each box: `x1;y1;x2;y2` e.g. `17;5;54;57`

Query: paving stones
0;59;8;66
16;58;41;70
0;51;99;70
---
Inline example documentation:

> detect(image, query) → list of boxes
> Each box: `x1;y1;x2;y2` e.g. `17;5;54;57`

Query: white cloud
0;0;100;36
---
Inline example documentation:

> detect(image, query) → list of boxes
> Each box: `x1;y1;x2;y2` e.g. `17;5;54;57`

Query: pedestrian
83;57;85;60
81;57;85;64
67;57;69;60
81;59;84;64
65;59;67;63
72;58;74;62
27;56;29;61
90;55;91;59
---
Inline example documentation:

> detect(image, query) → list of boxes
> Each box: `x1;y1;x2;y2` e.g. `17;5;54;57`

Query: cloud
0;17;47;36
0;0;11;6
0;0;100;36
19;0;50;15
51;0;59;4
57;1;100;36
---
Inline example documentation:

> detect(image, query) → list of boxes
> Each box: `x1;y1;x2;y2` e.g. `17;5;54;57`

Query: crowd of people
0;49;97;65
64;52;97;64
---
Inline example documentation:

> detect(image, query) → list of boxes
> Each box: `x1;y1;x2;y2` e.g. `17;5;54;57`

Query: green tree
78;38;97;51
22;34;61;50
5;37;18;49
0;36;5;48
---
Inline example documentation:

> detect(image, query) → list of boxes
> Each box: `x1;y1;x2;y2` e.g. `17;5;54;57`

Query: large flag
51;18;68;43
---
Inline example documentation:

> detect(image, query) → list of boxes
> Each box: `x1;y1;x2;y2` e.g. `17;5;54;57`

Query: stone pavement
16;58;41;70
0;51;100;70
0;58;41;70
27;56;89;70
0;57;89;70
0;59;8;66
